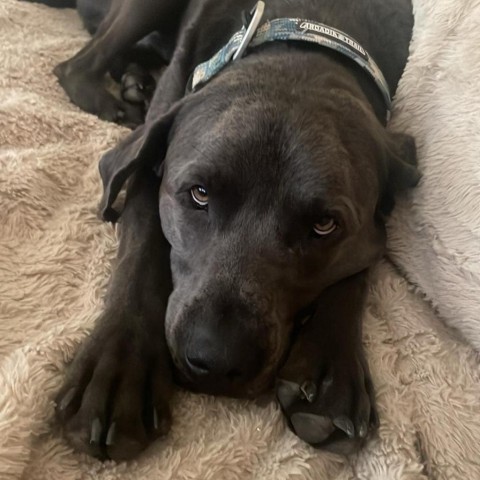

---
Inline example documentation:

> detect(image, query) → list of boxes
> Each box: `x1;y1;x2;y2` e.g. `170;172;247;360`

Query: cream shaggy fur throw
1;0;479;478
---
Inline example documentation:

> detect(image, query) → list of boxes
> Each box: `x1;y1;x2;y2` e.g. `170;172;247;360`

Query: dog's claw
333;415;355;438
290;412;335;444
90;418;102;445
276;379;300;409
153;407;159;430
106;422;116;446
58;387;76;412
358;421;368;438
300;380;317;403
151;405;172;436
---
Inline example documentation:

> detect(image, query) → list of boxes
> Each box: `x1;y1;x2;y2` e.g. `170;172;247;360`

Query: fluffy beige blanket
1;0;479;478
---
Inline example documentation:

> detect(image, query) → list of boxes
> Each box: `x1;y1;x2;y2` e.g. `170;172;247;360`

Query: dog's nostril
185;352;246;381
185;354;210;375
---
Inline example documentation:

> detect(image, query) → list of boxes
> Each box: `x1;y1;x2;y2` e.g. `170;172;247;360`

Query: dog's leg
54;0;186;126
55;169;174;461
276;270;378;455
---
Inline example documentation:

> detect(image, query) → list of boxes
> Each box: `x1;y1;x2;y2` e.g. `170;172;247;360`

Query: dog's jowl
37;0;419;461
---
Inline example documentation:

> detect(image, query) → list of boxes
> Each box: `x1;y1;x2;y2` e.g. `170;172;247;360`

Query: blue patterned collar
189;1;392;121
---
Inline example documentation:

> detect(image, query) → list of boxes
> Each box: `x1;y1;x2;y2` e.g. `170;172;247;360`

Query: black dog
29;0;419;461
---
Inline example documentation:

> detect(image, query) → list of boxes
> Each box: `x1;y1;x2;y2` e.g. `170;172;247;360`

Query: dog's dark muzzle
170;297;268;396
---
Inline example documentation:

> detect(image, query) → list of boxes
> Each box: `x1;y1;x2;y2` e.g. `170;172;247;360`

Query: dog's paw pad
121;68;155;105
290;412;335;444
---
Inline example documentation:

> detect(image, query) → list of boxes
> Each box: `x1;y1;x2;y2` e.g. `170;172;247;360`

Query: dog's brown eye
190;185;208;208
313;217;337;236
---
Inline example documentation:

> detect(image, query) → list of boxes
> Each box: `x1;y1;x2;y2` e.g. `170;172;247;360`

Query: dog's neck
315;46;390;125
205;43;388;125
187;0;413;125
190;10;392;121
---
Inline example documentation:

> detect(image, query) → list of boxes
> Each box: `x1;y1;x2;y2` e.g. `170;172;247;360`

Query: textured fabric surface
0;0;479;479
387;0;480;351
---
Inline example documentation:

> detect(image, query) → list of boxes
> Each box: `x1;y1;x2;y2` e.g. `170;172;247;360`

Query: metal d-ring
232;1;265;61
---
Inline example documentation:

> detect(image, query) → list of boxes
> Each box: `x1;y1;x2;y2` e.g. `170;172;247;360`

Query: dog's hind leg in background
45;0;187;126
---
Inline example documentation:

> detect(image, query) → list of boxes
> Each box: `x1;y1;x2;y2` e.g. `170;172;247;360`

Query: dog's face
99;68;419;399
154;81;418;397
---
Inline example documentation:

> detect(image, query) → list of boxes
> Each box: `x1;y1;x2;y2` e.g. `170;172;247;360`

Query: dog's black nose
184;323;263;385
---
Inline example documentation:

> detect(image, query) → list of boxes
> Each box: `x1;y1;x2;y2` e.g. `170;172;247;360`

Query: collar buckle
232;1;265;61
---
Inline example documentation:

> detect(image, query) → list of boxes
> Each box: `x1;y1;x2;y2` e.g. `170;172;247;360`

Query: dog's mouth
172;367;273;399
169;347;274;398
168;303;316;399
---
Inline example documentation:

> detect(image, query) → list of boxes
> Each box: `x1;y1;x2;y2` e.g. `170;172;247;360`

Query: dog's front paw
276;346;378;455
55;312;173;461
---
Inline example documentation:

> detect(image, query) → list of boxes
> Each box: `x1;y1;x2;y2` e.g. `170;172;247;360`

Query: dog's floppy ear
379;132;421;216
98;106;179;222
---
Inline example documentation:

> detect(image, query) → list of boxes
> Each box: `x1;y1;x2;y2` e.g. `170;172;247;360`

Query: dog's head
99;62;419;397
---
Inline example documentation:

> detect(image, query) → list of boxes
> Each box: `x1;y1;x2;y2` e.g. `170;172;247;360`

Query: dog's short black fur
28;0;419;461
